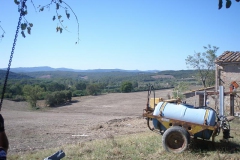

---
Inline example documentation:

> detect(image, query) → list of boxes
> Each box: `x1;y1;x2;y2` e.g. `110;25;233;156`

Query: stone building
183;51;240;115
215;51;240;91
215;51;240;115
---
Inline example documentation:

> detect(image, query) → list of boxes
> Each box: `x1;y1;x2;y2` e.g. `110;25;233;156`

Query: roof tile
215;51;240;64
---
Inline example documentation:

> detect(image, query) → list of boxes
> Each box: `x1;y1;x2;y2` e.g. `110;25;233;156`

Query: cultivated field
2;89;173;155
2;89;240;159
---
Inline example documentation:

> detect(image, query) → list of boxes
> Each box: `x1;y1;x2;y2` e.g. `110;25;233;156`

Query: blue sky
0;0;239;71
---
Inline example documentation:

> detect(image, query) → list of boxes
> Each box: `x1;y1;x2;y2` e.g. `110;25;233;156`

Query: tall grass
8;118;240;160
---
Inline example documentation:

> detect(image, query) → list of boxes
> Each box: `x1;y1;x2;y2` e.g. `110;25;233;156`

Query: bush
12;95;25;101
45;94;55;106
72;90;86;97
23;85;44;108
86;84;100;95
45;90;72;107
121;82;133;93
3;92;12;99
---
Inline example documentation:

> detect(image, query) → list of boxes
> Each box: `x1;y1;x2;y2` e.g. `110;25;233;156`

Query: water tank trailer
142;85;233;153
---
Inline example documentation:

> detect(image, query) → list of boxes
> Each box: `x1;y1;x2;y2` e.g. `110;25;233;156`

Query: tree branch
62;1;80;44
0;24;5;41
30;0;37;12
56;9;70;32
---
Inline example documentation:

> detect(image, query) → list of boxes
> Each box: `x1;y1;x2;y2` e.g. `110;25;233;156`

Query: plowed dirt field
2;89;175;155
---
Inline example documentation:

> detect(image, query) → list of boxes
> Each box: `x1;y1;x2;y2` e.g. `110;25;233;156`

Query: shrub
86;84;100;95
72;90;86;97
12;95;25;101
45;90;72;107
121;82;133;93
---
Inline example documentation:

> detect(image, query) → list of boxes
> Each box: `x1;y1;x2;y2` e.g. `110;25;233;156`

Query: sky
0;0;240;71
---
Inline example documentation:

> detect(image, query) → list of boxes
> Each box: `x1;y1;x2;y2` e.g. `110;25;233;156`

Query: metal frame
143;111;219;142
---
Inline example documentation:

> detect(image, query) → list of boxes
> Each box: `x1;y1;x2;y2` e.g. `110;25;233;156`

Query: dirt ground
2;89;176;155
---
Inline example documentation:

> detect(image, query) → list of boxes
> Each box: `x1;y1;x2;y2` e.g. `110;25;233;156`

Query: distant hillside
19;70;155;81
156;70;197;79
151;75;175;79
0;67;197;82
15;70;197;83
1;66;160;73
0;70;33;80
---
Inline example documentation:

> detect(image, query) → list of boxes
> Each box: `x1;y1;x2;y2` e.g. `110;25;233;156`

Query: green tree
46;82;65;92
45;93;55;106
75;82;86;90
64;90;72;102
86;84;100;95
132;81;138;88
121;82;133;93
172;82;189;100
185;45;218;88
23;85;44;108
9;83;22;96
45;90;72;107
72;90;86;97
205;70;215;87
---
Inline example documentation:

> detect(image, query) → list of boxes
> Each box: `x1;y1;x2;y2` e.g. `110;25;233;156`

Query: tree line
0;70;191;108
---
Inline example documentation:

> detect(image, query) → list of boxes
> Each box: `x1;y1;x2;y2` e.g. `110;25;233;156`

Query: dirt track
2;89;173;155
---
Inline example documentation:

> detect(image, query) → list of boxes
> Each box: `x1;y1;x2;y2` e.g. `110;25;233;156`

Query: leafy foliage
218;0;239;9
46;82;66;92
172;82;189;100
185;45;218;88
75;82;86;90
13;0;33;38
37;0;79;43
72;90;86;97
45;90;72;107
155;70;197;79
86;84;101;95
23;85;44;108
13;0;79;43
121;81;133;93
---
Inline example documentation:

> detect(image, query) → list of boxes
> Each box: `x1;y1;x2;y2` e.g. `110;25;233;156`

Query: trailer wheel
162;126;190;153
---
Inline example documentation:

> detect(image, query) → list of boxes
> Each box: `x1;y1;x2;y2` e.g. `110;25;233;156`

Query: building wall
220;63;240;92
219;63;240;115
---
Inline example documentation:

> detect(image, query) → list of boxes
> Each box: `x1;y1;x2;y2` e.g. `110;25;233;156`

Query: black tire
162;126;190;153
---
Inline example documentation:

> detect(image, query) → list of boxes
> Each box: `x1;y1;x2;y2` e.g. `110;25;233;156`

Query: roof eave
215;61;240;66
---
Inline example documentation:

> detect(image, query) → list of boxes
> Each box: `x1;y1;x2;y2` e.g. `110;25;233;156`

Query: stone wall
220;63;240;91
219;63;240;115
